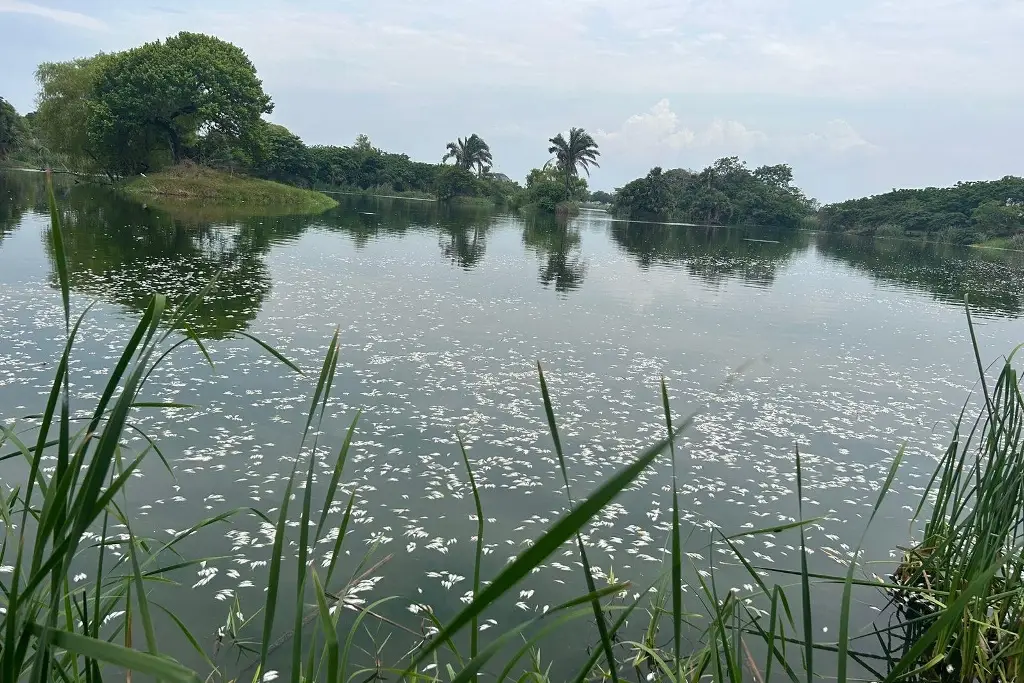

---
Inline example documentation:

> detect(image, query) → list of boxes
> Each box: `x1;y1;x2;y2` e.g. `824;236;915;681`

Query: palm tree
442;134;493;176
547;127;600;199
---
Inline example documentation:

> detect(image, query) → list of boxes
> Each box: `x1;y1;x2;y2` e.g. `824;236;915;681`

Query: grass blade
28;625;201;683
537;363;619;683
456;432;485;677
237;330;305;376
795;445;813;683
408;413;691;672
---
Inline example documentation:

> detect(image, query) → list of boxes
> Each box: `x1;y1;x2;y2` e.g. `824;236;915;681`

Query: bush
874;223;906;238
939;225;983;245
434;165;479;201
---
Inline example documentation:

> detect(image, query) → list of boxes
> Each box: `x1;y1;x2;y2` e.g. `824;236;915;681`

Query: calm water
2;170;1024;676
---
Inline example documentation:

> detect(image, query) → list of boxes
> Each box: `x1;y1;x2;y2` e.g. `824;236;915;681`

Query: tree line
0;32;604;213
608;160;1024;243
611;157;817;230
3;29;1021;239
817;177;1024;245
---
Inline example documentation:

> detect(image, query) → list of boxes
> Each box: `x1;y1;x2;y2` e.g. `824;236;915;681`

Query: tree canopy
34;33;272;175
442;134;492;176
548;128;600;197
0;97;26;160
818;177;1024;244
612;158;815;229
34;54;115;169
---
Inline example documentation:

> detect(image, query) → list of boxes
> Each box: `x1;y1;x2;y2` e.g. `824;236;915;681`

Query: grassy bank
124;164;338;213
3;179;1024;683
318;184;437;201
973;235;1024;251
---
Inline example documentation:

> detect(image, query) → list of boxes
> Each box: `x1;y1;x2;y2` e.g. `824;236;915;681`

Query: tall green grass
889;305;1024;682
2;177;1023;682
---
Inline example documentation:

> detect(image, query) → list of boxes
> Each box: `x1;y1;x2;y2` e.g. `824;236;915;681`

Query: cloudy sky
1;0;1021;202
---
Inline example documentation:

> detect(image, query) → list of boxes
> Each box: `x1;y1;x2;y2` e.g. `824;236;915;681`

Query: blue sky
1;0;1021;202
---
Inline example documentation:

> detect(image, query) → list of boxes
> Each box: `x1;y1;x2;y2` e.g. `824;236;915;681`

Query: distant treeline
0;32;606;213
611;158;817;230
609;162;1024;245
817;177;1024;245
3;29;1022;240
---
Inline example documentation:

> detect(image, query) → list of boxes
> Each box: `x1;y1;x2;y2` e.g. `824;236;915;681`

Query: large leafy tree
34;54;115;169
547;127;600;198
86;32;273;174
442;134;492;176
0;97;26;160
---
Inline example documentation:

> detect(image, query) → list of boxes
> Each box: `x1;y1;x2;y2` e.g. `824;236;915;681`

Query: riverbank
124;164;338;213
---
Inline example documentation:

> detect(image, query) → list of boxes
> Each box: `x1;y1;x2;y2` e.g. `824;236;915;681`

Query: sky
1;0;1022;202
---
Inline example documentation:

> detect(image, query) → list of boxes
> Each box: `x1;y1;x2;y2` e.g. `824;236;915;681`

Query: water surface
2;171;1023;675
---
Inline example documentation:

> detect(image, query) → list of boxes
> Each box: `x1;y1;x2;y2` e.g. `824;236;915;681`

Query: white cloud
596;100;766;153
0;0;105;30
596;100;875;159
803;120;876;154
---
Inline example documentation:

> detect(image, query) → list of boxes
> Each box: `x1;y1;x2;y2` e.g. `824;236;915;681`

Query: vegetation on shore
817;176;1024;245
3;35;597;214
3;178;1024;683
6;31;1024;233
611;157;816;230
122;164;337;213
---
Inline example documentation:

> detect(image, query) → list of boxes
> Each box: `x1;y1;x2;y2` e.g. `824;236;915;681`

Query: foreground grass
124;164;338;214
2;176;1023;682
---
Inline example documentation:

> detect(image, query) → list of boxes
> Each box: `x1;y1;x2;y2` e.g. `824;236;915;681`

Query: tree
353;133;373;152
86;32;273;174
442;134;492;176
0;97;26;160
34;54;115;168
971;200;1024;238
611;158;814;229
547;127;600;198
435;165;479;200
819;176;1024;241
524;165;587;211
251;122;315;186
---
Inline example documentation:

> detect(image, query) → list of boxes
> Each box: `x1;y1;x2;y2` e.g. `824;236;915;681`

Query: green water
2;170;1023;676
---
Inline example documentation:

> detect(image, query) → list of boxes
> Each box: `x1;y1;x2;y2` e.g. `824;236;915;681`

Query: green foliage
443;134;493;176
309;137;440;194
34;34;270;176
613;158;815;229
250;122;316;186
548;127;600;198
819;176;1024;243
0;97;27;160
972;199;1024;237
435;165;480;200
479;173;524;207
34;54;116;170
588;189;614;204
524;165;587;211
86;32;272;175
889;307;1024;682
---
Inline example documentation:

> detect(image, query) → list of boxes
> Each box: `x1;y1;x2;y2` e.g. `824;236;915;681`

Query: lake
2;170;1023;677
